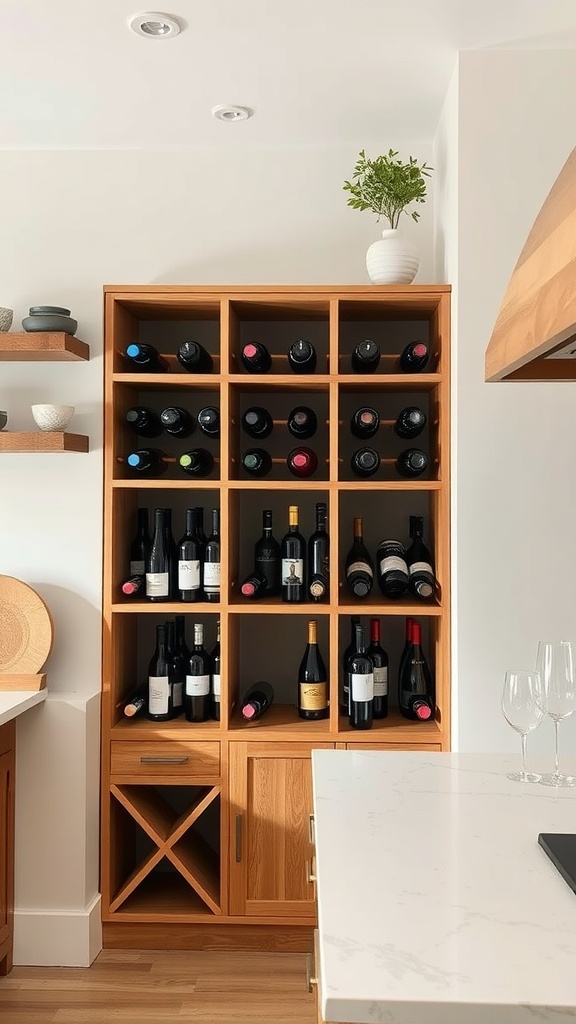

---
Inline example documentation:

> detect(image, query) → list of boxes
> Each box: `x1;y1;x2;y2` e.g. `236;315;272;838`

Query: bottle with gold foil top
298;620;329;721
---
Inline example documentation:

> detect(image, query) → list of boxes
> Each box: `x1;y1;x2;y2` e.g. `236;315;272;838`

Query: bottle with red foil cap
241;681;274;721
240;342;272;373
240;571;268;599
121;575;145;597
351;406;379;440
287;447;318;478
399;341;430;373
398;619;434;721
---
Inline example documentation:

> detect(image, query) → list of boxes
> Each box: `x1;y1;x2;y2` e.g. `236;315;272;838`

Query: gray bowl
0;412;7;431
22;314;78;335
29;305;71;316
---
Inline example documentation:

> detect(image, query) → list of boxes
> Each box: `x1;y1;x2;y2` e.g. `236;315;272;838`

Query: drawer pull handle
140;756;189;764
307;857;317;884
305;953;318;993
235;812;243;862
308;813;315;845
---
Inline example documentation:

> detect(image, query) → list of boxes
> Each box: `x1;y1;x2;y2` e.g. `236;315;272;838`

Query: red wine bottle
396;448;428;478
345;517;374;599
241;681;274;721
210;620;221;721
145;508;171;601
398;620;434;720
288;339;317;374
185;622;211;722
241;571;269;598
129;507;150;577
287;447;318;478
351;447;380;478
175;615;190;666
125;342;169;373
126;448;170;476
351;407;379;439
126;406;163;438
166;620;184;715
177;340;213;373
308;502;329;602
287;406;317;440
242;448;272;477
177;508;202;602
394;406;426;439
122;686;147;718
203;508;220;603
347;623;374;730
197;406;220;438
367;619;388;719
160;406;195;438
147;625;176;721
398;617;416;682
121;575;145;597
298;620;329;721
376;539;409;599
341;615;361;713
399;341;429;372
255;509;281;596
194;506;207;546
178;449;214;476
351;339;380;374
241;342;271;373
242;406;273;439
281;505;306;603
406;515;435;599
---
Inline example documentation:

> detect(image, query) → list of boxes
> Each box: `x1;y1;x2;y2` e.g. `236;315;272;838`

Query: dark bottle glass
341;615;361;713
399;341;429;373
367;618;389;719
255;509;281;596
178;449;214;477
351;339;380;374
308;502;329;602
160;406;195;438
376;539;409;599
288;339;317;374
345;517;374;599
399;620;434;721
350;407;379;439
287;406;317;440
281;505;306;604
126;448;170;476
145;508;170;601
126;406;163;438
394;406;427;440
166;620;184;715
241;342;272;373
242;406;273;440
398;617;416;684
175;615;190;665
197;406;220;438
396;448;429;478
241;681;274;721
351;447;380;478
147;625;175;721
241;571;269;599
195;507;207;547
241;448;272;477
347;623;374;730
125;342;169;373
122;686;147;718
203;508;221;603
129;507;150;577
177;508;202;602
287;447;318;478
406;515;436;600
121;575;145;597
162;507;177;599
298;620;329;721
185;622;211;723
210;620;221;721
177;340;213;374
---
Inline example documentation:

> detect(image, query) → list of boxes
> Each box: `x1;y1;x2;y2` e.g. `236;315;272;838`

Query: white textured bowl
31;404;75;431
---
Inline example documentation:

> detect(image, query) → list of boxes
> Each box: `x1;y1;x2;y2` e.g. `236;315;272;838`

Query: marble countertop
312;750;576;1024
0;689;46;727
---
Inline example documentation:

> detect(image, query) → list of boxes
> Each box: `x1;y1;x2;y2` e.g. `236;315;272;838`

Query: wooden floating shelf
0;432;89;453
0;673;46;691
0;332;89;361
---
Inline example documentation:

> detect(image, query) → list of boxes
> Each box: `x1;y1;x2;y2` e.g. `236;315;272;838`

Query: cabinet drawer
346;743;443;752
110;741;220;778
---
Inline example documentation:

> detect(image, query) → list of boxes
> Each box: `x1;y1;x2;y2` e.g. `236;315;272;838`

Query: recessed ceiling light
128;12;182;37
212;105;253;123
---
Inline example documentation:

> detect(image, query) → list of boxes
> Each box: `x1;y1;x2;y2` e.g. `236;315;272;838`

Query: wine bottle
210;620;221;721
129;507;150;577
288;339;317;374
347;623;374;730
298;620;329;721
160;406;195;438
197;406;220;438
241;448;272;477
399;341;429;373
126;448;170;476
175;614;190;665
308;502;329;602
254;509;281;596
241;342;271;373
195;507;207;547
203;508;221;603
351;447;380;478
147;624;175;721
351;339;380;374
126;406;163;438
394;406;426;440
178;449;215;477
177;339;213;373
125;342;168;373
287;406;317;440
166;620;184;715
185;622;211;722
396;448;428;478
281;505;306;603
345;517;374;599
398;617;416;683
121;575;145;597
121;686;147;718
350;407;379;439
241;571;268;598
367;618;388;719
145;508;170;601
376;539;409;599
341;615;360;713
163;507;178;599
241;681;274;721
242;406;273;440
287;447;318;478
406;515;435;600
177;508;202;602
398;619;434;721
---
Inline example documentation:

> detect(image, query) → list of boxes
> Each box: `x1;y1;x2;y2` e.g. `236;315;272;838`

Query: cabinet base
103;921;314;951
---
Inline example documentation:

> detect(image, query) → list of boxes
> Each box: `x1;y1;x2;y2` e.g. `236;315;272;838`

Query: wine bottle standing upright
241;342;272;373
175;615;190;665
129;508;150;578
376;539;409;599
147;624;175;721
241;681;274;721
203;509;221;603
399;341;429;373
126;406;163;438
177;340;213;374
394;406;427;439
288;339;317;374
177;508;202;602
308;502;329;601
195;507;207;546
347;623;374;730
185;623;211;722
242;407;273;440
281;505;306;603
197;407;220;438
298;620;329;721
125;342;169;373
145;508;170;601
367;619;389;719
398;617;416;683
398;620;434;721
165;621;184;714
341;615;360;713
160;406;195;438
345;517;374;599
351;339;380;374
210;620;221;721
126;449;170;476
405;515;436;599
287;406;317;440
254;510;281;596
350;407;379;439
162;507;177;599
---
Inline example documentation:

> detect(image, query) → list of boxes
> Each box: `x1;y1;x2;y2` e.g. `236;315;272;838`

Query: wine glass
535;640;576;787
501;670;544;782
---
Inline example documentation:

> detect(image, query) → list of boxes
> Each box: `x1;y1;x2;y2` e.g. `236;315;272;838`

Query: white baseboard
13;893;102;967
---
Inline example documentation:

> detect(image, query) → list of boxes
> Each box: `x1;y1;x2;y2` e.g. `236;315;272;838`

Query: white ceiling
2;0;576;148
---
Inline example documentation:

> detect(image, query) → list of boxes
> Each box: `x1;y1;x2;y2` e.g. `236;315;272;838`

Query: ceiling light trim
128;12;182;38
211;105;253;123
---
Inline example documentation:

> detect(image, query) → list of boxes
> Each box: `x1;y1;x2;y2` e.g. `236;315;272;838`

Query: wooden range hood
485;147;576;382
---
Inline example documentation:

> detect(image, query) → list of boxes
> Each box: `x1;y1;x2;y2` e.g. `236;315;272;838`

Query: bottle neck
307;620;318;645
156;626;166;657
353;517;363;544
354;625;366;655
370;619;380;644
137;509;148;535
288;507;299;532
153;510;164;533
315;505;327;532
193;624;204;648
211;510;219;537
186;509;196;536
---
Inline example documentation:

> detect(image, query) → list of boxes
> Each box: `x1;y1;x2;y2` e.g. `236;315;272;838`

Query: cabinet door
0;724;15;975
229;742;333;918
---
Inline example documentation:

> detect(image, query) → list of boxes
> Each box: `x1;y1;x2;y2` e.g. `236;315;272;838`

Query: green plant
343;149;432;229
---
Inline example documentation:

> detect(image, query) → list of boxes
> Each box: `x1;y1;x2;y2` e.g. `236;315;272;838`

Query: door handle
140;756;189;764
235;812;243;862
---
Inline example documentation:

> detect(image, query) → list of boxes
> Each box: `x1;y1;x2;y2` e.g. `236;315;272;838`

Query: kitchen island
312;750;576;1024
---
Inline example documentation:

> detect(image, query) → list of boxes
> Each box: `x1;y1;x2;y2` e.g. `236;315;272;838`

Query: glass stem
554;719;561;777
521;733;527;778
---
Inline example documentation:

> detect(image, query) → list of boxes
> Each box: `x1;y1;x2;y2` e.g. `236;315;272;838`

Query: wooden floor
0;950;317;1023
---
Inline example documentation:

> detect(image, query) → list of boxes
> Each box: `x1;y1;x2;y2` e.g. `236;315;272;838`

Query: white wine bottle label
203;562;221;587
178;559;200;589
351;672;374;702
130;559;145;576
282;558;304;585
347;560;373;578
299;681;328;710
373;667;388;697
186;674;210;696
146;572;169;597
173;681;184;708
409;561;433;575
148;676;169;714
211;674;221;697
380;556;408;574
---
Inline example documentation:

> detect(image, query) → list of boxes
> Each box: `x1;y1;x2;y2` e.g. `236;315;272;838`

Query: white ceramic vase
366;228;419;285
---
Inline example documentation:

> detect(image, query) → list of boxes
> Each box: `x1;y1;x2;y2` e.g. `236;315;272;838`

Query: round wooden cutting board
0;575;54;673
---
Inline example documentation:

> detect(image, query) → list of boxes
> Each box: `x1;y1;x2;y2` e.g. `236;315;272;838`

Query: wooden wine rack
101;284;451;950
